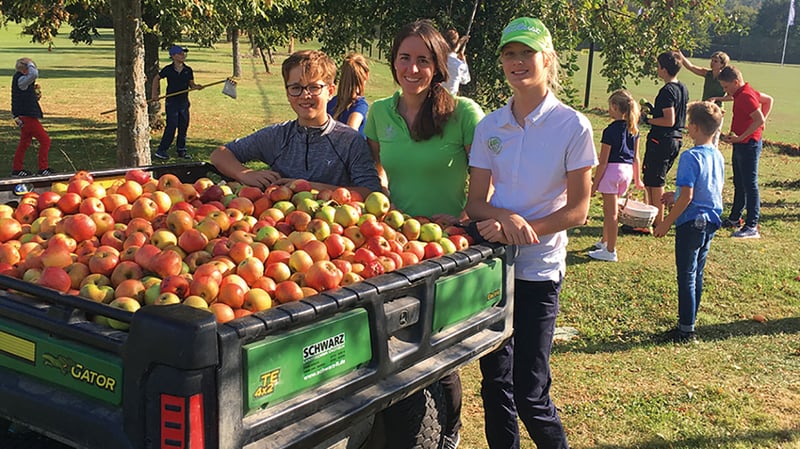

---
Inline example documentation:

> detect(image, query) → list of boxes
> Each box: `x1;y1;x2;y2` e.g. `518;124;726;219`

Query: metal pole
781;0;793;65
584;41;594;109
465;0;480;38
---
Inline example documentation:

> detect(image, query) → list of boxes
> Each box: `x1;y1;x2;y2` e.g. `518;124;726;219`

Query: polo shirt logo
383;125;395;140
488;137;503;154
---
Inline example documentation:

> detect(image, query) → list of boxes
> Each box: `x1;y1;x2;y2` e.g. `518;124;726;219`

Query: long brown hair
332;52;369;121
390;20;455;141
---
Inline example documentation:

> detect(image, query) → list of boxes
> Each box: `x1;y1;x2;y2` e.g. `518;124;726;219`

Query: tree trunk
259;48;271;74
110;0;150;167
249;33;259;57
144;30;162;130
231;27;242;78
288;37;294;53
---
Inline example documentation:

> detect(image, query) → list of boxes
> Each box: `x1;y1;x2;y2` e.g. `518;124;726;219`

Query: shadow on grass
589;427;798;449
592;429;800;449
764;179;800;190
0;66;114;80
0;109;230;175
248;56;274;119
555;317;800;354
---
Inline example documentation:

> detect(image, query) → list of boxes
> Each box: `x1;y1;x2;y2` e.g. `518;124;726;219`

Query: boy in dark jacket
11;57;52;177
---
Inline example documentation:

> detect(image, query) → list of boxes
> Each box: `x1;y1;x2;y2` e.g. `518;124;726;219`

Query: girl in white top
465;17;597;449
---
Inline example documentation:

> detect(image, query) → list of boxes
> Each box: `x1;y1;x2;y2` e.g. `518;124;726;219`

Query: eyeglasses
285;83;327;97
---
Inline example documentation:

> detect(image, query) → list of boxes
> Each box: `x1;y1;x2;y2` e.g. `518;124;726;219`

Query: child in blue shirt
654;101;725;343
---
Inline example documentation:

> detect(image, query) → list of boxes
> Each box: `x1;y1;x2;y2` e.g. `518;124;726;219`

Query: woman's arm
466;165;592;244
528;166;593;236
367;138;389;192
678;52;709;78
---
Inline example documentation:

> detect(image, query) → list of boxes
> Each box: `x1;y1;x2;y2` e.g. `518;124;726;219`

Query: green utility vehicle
0;163;514;449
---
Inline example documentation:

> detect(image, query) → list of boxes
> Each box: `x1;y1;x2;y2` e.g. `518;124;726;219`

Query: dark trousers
729;139;762;228
480;279;568;449
440;370;462;437
158;103;190;153
675;220;718;333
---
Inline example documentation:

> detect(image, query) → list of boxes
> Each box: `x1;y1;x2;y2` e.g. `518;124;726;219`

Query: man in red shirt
718;66;773;239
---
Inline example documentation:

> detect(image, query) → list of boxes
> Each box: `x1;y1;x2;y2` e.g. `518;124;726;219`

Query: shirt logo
488;137;503;155
383;125;395;140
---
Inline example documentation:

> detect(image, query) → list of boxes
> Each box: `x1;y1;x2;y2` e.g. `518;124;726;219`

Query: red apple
151;250;183;278
274;280;304;304
63;213;97;242
304;260;343;292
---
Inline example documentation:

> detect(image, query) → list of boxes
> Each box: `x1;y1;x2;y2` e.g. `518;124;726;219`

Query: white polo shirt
470;91;597;282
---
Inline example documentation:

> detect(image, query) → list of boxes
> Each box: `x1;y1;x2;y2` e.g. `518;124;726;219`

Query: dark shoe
177;149;191;159
731;226;760;239
153;150;169;160
11;169;30;177
663;328;697;344
37;168;55;176
442;431;460;449
721;218;743;229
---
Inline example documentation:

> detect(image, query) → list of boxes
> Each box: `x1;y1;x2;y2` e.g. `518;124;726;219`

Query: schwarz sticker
303;333;345;360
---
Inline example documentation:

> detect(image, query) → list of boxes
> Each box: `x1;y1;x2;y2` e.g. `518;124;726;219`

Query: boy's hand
721;132;740;144
653;222;670;237
239;169;281;188
660;191;675;206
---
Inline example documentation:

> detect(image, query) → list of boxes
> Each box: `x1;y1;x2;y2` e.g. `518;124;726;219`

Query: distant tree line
3;0;794;162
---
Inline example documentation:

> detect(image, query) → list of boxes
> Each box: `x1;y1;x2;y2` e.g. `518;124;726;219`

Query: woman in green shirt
678;50;729;106
364;20;484;449
365;20;484;224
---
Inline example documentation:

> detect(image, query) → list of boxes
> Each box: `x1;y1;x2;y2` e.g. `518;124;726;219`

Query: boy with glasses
211;50;380;198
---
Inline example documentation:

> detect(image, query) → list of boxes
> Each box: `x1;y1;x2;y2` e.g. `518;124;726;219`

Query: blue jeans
729;139;761;228
675;220;719;333
480;279;568;449
158;103;190;153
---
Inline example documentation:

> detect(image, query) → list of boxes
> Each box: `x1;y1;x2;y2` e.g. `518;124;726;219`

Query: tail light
161;393;205;449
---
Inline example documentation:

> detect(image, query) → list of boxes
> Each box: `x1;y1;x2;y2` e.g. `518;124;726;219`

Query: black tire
379;381;447;449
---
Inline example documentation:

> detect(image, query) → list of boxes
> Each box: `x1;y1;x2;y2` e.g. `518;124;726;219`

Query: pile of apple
0;170;473;327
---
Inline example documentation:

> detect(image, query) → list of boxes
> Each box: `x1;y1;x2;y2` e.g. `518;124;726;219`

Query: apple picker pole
100;78;237;115
781;0;795;66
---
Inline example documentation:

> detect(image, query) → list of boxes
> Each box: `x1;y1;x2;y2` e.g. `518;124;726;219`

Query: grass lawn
1;25;799;449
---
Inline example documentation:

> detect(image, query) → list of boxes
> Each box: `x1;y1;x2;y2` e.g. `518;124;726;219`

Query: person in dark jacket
152;45;203;160
11;57;52;177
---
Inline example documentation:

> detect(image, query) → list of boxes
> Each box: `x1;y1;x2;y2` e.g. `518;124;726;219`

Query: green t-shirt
703;71;725;106
365;91;484;218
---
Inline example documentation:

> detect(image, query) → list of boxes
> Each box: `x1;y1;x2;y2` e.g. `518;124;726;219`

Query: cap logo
503;22;543;35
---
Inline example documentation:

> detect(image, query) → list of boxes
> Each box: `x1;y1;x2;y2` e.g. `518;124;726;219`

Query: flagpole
781;17;790;66
783;0;795;66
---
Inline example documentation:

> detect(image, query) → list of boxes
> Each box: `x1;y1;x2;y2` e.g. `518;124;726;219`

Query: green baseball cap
497;17;554;53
